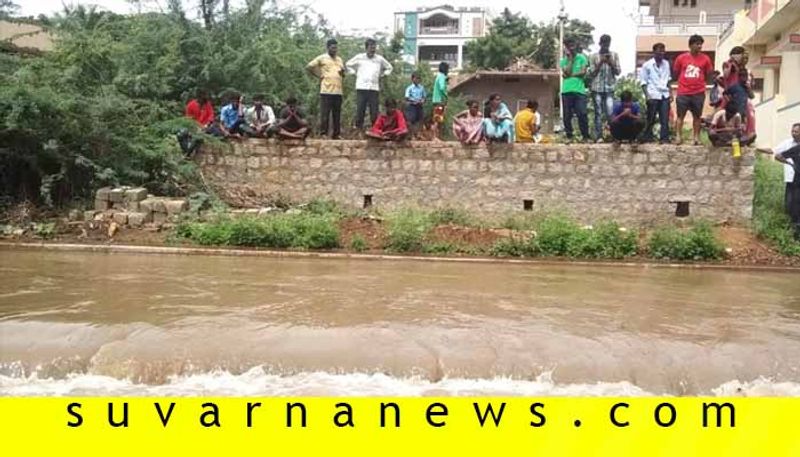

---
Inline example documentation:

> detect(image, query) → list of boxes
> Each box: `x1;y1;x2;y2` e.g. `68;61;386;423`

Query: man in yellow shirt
306;39;345;139
514;100;542;143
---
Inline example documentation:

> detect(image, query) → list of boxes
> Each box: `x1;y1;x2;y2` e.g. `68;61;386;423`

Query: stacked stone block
83;186;188;228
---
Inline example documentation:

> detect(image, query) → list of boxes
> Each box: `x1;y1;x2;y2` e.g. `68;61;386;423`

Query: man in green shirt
431;61;449;141
560;38;590;142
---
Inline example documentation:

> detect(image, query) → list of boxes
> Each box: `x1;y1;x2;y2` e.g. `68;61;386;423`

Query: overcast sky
19;0;643;73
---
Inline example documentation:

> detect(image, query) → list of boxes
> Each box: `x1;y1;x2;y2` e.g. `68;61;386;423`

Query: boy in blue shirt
609;91;644;144
219;92;254;138
404;72;427;138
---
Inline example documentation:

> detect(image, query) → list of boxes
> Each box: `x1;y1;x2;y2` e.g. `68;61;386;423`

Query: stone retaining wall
197;140;755;225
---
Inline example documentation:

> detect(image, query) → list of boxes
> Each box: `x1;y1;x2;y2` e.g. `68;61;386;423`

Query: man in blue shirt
609;91;644;143
404;72;427;137
639;43;671;143
219;92;254;138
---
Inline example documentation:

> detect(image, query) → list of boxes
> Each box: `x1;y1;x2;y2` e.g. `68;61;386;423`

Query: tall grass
177;214;340;250
753;155;800;256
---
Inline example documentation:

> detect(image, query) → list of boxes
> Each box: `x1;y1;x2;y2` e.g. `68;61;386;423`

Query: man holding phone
588;34;621;142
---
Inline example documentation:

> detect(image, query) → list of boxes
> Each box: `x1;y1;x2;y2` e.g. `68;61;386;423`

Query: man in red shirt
673;34;714;145
185;90;215;128
366;98;408;141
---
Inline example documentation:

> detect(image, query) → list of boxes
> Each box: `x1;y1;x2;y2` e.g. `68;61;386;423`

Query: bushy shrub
647;222;724;261
385;208;433;253
177;214;339;250
753;155;800;256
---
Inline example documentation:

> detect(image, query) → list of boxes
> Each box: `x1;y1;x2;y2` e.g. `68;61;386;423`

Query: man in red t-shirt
185;89;215;129
673;34;714;145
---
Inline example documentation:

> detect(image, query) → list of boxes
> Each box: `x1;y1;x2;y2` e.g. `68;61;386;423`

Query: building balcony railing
419;26;460;35
637;23;725;35
637;13;734;26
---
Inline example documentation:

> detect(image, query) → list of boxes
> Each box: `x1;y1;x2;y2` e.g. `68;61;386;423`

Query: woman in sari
482;93;514;143
452;100;485;145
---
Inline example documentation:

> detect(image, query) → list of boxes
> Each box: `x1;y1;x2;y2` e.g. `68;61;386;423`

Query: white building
393;5;488;71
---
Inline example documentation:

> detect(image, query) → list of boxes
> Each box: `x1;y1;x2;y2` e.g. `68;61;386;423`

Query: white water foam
1;367;799;397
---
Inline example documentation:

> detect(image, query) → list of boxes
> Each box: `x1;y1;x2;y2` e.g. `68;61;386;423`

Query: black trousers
787;182;800;238
319;94;342;138
643;98;670;142
610;120;644;141
355;90;380;130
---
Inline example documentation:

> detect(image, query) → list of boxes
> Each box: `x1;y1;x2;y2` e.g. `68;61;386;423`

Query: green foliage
528;216;637;259
492;215;637;259
465;9;594;70
647;222;724;261
753;155;800;256
385;208;433;253
32;221;56;239
305;198;344;217
1;2;432;205
349;234;367;252
177;213;340;249
427;206;478;227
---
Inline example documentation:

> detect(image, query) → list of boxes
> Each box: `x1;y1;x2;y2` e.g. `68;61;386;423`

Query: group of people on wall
563;33;757;147
183;33;762;149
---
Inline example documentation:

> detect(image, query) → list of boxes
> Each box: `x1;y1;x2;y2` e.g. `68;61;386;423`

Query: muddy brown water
1;249;799;396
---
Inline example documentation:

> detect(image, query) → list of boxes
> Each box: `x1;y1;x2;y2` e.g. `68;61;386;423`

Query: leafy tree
0;0;19;19
465;8;594;70
1;1;454;206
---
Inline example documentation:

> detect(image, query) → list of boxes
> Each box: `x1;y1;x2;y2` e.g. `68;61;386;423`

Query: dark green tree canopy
465;8;594;70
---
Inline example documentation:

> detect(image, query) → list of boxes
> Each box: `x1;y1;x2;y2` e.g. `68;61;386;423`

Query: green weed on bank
753;155;800;256
177;213;340;250
646;222;724;261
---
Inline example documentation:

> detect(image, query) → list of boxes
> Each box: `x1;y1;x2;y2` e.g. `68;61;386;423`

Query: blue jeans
643;98;670;142
562;93;589;140
592;91;614;140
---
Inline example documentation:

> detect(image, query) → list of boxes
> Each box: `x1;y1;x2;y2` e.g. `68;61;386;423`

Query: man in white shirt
774;123;800;230
244;94;276;137
639;42;671;144
346;38;393;131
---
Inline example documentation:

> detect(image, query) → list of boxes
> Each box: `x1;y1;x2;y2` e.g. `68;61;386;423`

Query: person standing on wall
431;61;449;142
588;34;621;143
347;38;393;133
673;34;714;145
404;72;427;139
774;123;800;239
639;43;671;144
306;38;345;139
560;38;590;143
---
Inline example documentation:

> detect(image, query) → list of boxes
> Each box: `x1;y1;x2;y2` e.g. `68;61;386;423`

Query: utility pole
558;0;567;131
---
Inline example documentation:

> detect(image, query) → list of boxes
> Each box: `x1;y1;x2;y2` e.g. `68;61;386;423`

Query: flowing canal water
1;249;799;397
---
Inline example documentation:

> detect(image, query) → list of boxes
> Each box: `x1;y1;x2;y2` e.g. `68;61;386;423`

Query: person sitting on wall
708;91;755;147
179;89;224;156
271;96;310;140
609;91;644;144
365;98;408;142
452;100;485;145
482;93;514;144
244;94;276;138
514;99;542;144
219;92;255;138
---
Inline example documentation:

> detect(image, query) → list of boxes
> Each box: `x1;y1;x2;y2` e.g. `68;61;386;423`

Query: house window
473;17;483;37
673;0;697;6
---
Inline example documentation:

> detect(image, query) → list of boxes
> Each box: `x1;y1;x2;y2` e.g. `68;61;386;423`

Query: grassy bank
753;155;800;256
175;201;730;261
